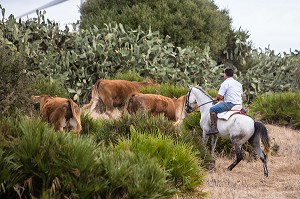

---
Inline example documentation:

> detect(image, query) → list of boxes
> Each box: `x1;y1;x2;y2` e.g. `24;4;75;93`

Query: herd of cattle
32;79;189;134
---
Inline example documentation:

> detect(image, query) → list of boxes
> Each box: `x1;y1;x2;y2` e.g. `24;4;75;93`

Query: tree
80;0;232;57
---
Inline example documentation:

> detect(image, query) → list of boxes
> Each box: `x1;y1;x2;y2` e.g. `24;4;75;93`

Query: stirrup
206;129;219;135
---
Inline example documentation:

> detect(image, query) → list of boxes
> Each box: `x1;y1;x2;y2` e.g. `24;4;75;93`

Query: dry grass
202;124;300;199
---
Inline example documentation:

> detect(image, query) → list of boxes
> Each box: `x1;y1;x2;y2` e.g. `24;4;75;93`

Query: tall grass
140;83;188;98
1;117;102;198
117;127;205;193
97;147;175;198
81;110;183;144
250;91;300;128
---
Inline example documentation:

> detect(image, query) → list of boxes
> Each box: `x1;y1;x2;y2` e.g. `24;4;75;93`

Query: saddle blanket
217;105;245;120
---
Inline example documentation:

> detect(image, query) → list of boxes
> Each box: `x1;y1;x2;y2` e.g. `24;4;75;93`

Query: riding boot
207;112;219;135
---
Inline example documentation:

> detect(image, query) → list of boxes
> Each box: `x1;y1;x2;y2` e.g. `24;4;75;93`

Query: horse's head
185;88;197;113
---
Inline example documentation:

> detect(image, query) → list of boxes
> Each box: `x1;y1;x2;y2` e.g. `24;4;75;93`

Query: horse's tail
254;121;271;160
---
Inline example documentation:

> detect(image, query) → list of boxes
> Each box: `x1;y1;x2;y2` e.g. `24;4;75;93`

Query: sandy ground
202;124;300;199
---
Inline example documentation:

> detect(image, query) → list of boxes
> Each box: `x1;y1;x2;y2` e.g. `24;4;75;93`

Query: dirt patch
202;124;300;199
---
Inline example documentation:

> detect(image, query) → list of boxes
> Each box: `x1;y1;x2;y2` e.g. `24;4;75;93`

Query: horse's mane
194;86;213;100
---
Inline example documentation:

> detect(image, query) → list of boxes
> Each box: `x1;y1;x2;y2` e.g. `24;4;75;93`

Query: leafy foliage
80;0;232;57
81;110;183;144
97;148;176;198
117;127;205;192
1;9;298;105
140;83;188;98
0;42;35;116
0;116;177;198
33;77;69;97
238;49;299;103
250;91;300;128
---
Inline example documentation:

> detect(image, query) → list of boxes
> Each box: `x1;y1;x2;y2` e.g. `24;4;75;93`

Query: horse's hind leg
248;135;269;177
227;142;243;171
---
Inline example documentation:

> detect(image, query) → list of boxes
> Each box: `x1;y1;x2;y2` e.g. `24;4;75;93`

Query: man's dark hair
224;68;234;77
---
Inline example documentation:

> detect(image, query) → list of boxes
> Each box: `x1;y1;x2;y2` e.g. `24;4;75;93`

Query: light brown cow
124;92;187;125
32;95;82;134
82;79;158;119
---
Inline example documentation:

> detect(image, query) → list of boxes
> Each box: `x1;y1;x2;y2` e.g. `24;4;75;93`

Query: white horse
185;86;270;177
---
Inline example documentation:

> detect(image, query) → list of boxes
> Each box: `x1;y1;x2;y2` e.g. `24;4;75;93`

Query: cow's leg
88;95;100;113
55;117;66;132
102;97;114;118
49;107;67;132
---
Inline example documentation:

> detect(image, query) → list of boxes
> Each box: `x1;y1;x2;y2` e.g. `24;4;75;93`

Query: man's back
218;77;243;104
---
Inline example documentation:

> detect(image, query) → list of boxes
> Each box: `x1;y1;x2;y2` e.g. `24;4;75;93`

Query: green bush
80;0;232;58
33;77;69;98
249;91;300;128
0;116;177;198
140;83;188;98
81;110;183;145
0;117;103;198
97;147;176;198
0;43;35;116
181;112;214;166
111;71;145;82
117;127;205;193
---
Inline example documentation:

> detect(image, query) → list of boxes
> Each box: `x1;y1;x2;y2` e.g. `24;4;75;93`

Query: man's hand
213;94;224;104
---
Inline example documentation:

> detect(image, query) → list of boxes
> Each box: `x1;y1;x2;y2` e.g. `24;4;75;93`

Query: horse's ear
186;83;191;89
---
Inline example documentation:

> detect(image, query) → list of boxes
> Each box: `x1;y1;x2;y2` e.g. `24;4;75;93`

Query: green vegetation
0;115;205;198
250;91;300;128
1;9;298;105
80;0;232;58
0;2;300;198
117;127;205;192
0;43;35;116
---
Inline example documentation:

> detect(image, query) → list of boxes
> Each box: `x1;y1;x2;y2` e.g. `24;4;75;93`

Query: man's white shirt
218;77;243;105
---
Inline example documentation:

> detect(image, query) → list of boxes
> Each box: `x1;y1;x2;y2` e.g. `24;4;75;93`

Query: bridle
185;87;215;113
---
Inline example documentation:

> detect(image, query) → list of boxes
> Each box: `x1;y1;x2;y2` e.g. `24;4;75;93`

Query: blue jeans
210;102;236;114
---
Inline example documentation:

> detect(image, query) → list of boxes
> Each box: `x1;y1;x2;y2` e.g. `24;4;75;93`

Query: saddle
217;105;246;120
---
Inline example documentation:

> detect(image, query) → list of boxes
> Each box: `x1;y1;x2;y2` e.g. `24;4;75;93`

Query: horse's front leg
210;135;218;157
202;131;209;146
228;142;243;171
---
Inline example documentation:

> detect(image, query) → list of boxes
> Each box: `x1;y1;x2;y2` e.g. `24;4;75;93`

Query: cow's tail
254;121;271;160
69;99;82;134
82;80;102;112
124;92;139;115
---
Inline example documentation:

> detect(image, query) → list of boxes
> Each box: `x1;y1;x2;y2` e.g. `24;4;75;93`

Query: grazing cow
32;95;82;134
125;92;187;125
82;79;158;119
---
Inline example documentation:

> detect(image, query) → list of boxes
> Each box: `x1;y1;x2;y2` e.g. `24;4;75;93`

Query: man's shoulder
228;78;242;85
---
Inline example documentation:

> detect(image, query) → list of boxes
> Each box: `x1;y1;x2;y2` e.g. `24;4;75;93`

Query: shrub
249;91;300;128
80;0;232;58
117;127;205;192
181;112;214;167
0;117;103;198
33;77;69;98
82;110;184;145
140;83;188;98
0;43;35;116
111;71;145;82
97;147;176;198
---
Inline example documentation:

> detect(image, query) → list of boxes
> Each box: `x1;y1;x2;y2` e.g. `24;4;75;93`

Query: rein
185;87;215;112
196;100;215;108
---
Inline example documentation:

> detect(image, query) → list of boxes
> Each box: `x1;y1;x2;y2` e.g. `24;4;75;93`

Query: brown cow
124;92;187;125
82;79;157;119
32;95;82;134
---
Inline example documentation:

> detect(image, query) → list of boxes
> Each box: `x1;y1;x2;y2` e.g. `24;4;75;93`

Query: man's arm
213;94;224;104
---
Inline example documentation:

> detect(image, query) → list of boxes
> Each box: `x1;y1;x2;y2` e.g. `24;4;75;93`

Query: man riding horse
208;68;243;135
